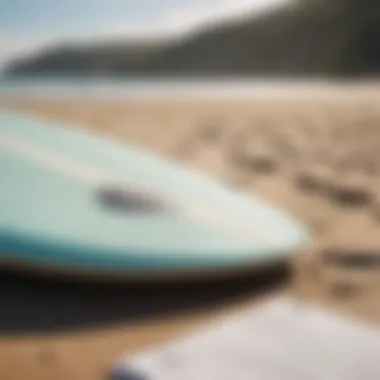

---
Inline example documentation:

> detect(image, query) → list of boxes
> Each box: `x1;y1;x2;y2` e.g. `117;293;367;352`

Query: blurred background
1;1;380;379
1;0;380;78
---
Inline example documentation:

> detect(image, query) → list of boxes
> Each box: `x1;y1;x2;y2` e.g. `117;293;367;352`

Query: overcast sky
0;0;288;67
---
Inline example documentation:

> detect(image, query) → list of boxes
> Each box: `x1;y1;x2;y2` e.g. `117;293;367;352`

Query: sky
0;0;287;67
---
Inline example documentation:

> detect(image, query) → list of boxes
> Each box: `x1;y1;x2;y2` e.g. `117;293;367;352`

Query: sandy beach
1;90;380;379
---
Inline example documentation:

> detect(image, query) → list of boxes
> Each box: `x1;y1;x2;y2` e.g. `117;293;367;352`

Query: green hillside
6;0;380;77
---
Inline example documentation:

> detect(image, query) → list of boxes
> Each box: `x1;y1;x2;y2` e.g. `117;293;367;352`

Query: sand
1;91;380;379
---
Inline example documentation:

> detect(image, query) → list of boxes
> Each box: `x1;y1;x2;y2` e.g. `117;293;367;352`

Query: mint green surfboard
0;110;309;278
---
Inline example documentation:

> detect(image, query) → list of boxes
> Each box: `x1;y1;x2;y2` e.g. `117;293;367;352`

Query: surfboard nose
271;212;310;253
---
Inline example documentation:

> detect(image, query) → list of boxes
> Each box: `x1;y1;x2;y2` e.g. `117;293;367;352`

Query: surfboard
0;110;309;279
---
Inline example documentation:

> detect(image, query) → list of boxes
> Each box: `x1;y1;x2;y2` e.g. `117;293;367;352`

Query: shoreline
1;80;380;103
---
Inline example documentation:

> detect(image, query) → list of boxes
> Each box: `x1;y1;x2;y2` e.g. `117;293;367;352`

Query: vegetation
5;0;380;77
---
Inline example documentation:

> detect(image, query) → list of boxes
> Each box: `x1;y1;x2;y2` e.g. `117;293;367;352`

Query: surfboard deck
0;110;309;278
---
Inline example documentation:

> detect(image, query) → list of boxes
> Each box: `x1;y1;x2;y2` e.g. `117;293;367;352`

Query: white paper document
112;298;380;380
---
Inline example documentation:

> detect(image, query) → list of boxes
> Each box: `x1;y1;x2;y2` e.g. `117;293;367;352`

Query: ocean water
0;77;377;100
